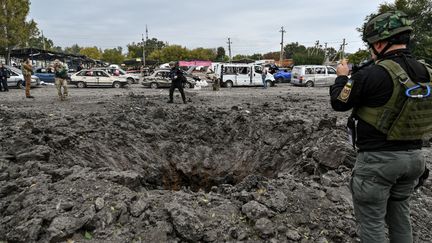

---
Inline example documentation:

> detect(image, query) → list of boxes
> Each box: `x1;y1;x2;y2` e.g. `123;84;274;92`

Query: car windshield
7;66;22;74
118;68;127;75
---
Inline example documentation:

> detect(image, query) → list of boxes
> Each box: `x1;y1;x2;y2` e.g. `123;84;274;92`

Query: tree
263;52;280;60
284;42;307;59
127;37;166;59
64;44;82;55
148;45;188;63
293;53;325;65
102;47;124;64
360;0;432;62
0;0;37;64
27;27;54;50
188;48;216;60
79;46;101;60
348;49;371;65
250;53;263;60
215;47;226;61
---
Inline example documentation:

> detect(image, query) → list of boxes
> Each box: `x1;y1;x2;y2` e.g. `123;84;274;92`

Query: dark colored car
274;69;291;83
34;67;55;83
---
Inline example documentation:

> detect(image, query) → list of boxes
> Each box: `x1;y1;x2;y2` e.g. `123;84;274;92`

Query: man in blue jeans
330;11;430;242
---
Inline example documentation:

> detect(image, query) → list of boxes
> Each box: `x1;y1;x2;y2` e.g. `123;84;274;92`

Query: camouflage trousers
351;150;425;243
55;78;68;100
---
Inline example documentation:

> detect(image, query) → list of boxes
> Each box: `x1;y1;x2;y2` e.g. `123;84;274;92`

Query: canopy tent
10;48;95;64
179;60;212;67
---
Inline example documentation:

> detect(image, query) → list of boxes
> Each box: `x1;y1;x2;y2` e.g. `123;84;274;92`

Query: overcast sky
29;0;388;55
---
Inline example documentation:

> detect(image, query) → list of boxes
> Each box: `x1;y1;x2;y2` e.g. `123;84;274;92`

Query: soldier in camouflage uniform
53;59;69;101
330;11;430;242
22;58;34;98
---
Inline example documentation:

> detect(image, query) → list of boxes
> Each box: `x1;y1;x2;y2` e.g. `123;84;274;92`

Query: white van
215;63;276;88
291;65;337;87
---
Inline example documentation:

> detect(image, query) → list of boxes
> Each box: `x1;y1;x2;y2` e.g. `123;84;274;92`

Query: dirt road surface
1;84;431;242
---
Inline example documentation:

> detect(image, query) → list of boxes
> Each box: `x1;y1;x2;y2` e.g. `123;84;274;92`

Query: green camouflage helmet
363;11;413;44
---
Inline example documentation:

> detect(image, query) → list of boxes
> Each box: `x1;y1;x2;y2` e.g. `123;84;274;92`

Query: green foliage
216;47;226;61
284;42;307;59
293;53;325;65
148;45;188;63
79;46;101;60
188;47;216;60
65;44;82;55
102;47;125;64
0;0;37;63
348;49;371;65
127;38;166;59
263;52;280;60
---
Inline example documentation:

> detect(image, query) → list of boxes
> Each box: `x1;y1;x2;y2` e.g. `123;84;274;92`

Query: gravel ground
0;83;431;242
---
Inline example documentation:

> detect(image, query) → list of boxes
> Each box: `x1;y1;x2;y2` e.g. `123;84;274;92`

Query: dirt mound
1;88;431;242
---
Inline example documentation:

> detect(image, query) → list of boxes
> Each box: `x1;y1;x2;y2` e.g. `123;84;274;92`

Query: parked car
5;65;40;89
33;67;55;83
213;63;276;88
274;68;291;83
290;65;337;87
70;69;128;88
141;69;196;89
95;67;140;84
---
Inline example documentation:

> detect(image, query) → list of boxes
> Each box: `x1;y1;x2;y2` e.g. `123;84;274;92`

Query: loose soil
0;84;431;242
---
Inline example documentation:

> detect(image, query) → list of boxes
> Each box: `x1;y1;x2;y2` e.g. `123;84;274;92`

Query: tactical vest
355;59;432;140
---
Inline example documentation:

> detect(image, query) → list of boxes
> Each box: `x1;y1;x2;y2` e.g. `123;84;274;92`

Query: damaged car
141;69;196;89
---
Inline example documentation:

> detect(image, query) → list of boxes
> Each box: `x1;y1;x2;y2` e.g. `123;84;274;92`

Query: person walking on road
261;65;268;89
22;58;34;98
0;63;9;92
167;61;187;104
330;11;430;243
53;59;69;101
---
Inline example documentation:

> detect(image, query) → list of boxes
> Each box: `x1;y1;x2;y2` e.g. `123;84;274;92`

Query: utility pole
142;33;146;67
42;30;46;50
341;38;348;60
145;25;149;42
227;38;232;62
279;26;286;66
323;42;328;64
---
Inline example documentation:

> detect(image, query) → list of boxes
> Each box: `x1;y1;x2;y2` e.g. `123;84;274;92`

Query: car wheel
150;82;158;89
266;80;273;87
127;77;134;84
184;82;191;89
77;81;86;88
305;81;314;87
276;77;283;83
17;80;24;89
225;80;233;88
113;81;121;88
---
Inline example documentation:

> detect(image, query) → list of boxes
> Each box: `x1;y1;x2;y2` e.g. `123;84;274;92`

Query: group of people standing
0;58;68;100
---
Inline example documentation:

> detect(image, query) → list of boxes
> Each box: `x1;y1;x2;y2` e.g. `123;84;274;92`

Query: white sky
29;0;389;55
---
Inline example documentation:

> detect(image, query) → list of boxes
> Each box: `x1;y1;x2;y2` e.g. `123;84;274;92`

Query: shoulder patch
337;79;354;103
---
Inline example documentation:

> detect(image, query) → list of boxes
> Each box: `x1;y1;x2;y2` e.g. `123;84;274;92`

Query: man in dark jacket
330;11;430;242
167;61;187;104
0;63;9;92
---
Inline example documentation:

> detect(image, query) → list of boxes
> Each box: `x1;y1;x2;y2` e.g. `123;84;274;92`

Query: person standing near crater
330;11;430;242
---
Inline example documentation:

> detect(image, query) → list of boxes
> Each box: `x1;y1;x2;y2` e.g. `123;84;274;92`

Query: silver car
70;69;128;88
5;65;40;89
141;69;196;89
291;65;337;87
